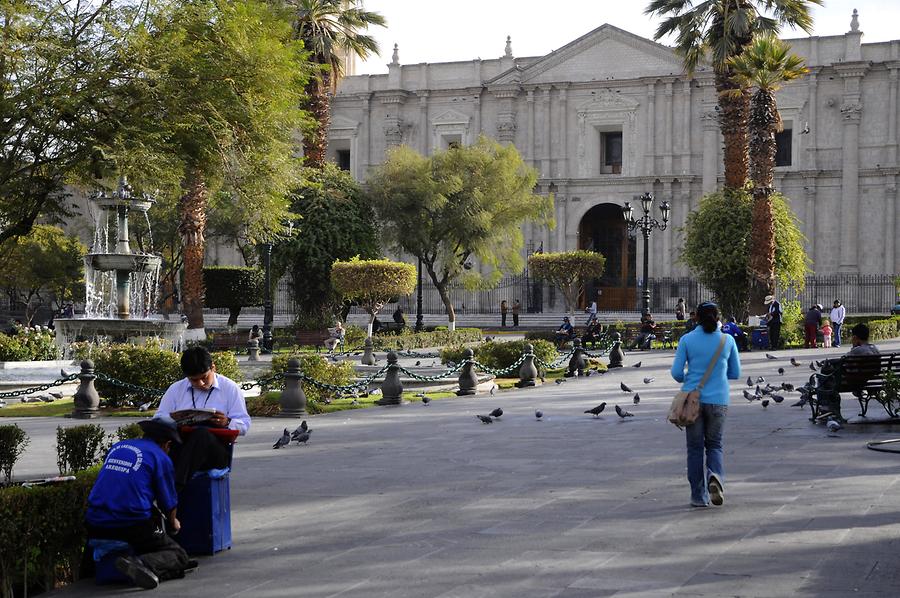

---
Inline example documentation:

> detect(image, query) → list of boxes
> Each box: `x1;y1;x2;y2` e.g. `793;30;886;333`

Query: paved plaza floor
16;339;900;597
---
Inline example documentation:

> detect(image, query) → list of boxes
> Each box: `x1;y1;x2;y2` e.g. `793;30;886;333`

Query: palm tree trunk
747;89;778;315
303;72;330;169
178;166;208;331
716;68;750;191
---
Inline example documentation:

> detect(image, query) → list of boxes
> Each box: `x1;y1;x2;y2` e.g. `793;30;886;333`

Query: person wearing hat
555;316;575;347
85;416;193;589
830;300;846;348
804;304;823;349
763;295;783;350
156;346;250;491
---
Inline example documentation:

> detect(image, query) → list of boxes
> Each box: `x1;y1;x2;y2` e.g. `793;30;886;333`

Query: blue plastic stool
176;468;231;555
88;539;133;585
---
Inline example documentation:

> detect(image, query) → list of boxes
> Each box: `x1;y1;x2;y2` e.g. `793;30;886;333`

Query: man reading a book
156;347;251;491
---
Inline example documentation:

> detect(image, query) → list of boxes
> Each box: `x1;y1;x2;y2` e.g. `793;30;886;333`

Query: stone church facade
328;12;900;310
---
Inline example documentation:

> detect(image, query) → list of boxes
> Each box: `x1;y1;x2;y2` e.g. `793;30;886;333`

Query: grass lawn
0;398;146;418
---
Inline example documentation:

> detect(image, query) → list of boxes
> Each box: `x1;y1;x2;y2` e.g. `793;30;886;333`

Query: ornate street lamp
415;256;424;332
623;192;669;316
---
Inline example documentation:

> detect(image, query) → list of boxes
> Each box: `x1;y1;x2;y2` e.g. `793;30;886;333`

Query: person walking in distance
675;297;686;321
500;300;508;328
829;300;846;348
764;295;783;350
670;302;741;508
512;299;521;327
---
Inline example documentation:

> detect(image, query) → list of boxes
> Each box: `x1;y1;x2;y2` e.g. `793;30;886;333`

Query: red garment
804;324;818;348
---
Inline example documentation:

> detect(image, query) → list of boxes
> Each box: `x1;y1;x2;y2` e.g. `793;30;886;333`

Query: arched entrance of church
578;203;636;311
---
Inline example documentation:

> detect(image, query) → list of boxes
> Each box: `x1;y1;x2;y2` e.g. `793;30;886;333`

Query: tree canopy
528;251;607;315
202;266;265;327
331;257;416;336
366;137;554;330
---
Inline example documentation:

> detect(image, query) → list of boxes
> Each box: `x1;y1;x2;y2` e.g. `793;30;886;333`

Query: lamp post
261;241;274;353
415;256;424;332
623;192;669;316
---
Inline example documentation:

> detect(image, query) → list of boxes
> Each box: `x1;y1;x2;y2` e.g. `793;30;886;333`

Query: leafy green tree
203;266;265;327
0;225;86;324
528;251;607;316
366;137;554;331
681;188;809;320
271;165;380;326
331;258;417;337
0;0;146;246
290;0;386;168
729;35;807;313
99;0;310;333
646;0;821;191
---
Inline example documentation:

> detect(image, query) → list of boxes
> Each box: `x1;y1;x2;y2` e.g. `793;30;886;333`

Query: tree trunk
716;69;750;191
367;311;374;338
227;307;241;328
747;89;778;316
435;282;455;332
178;166;208;331
302;73;330;169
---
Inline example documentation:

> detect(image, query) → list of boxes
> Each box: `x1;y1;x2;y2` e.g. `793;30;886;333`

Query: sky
357;0;900;75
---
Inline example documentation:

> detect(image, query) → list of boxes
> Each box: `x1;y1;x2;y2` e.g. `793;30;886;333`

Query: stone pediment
329;115;359;131
431;109;470;125
488;24;688;85
576;90;640;115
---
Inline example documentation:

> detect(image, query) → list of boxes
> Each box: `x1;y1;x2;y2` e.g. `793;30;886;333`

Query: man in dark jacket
85;417;194;589
764;295;783;350
804;304;823;349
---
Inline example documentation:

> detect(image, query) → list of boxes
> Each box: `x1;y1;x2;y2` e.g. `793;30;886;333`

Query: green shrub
56;425;107;475
74;341;242;406
441;339;557;372
0;468;98;597
266;351;355;405
373;327;482;350
115;422;144;442
343;324;367;348
0;327;57;361
0;424;29;484
781;300;803;348
865;317;900;343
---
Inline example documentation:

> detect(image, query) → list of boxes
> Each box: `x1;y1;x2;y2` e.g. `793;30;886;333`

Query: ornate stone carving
496;119;517;143
840;102;863;121
384;122;403;147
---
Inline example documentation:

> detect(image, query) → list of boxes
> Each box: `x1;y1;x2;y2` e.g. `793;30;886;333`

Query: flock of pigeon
270;351;836;447
0;390;63;408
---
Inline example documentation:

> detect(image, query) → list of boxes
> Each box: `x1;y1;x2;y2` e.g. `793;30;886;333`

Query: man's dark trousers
768;322;782;350
85;517;189;581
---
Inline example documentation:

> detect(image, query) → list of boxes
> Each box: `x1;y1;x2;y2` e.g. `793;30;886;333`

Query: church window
601;131;623;174
336;149;351;171
775;128;792;167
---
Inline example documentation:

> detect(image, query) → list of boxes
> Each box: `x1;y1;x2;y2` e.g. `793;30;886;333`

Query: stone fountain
55;178;187;349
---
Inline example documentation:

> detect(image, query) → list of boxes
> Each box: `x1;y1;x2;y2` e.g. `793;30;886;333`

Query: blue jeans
833;322;842;347
685;403;727;505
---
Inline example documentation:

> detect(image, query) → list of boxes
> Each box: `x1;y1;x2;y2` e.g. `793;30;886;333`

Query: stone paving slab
8;339;897;597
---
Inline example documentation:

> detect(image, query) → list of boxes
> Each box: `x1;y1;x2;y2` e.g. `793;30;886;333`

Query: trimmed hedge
73;341;242;406
0;424;29;483
202;266;265;327
0;468;98;598
373;327;482;350
441;339;557;371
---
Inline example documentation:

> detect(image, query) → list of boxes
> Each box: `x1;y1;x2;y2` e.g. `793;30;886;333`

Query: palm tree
729;34;807;310
291;0;386;168
645;0;821;191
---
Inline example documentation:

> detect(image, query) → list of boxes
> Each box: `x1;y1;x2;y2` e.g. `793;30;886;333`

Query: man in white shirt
156;347;250;490
829;299;846;348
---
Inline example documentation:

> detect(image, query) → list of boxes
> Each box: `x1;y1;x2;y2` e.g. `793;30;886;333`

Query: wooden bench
210;332;246;352
294;330;331;352
809;352;900;421
376;321;405;335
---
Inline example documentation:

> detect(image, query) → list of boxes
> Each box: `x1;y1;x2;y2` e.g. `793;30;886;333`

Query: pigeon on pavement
415;360;421;366
777;367;785;375
756;376;766;384
743;390;757;402
555;378;566;384
632;362;642;368
761;399;770;408
781;383;795;392
615;405;634;418
584;403;606;417
633;393;640;405
49;391;63;399
490;384;497;396
620;382;633;393
771;394;785;403
790;357;801;367
826;419;841;433
747;376;754;387
766;353;778;360
421;395;431;405
809;362;816;371
476;415;493;424
290;421;309;440
643;377;654;384
489;407;503;418
273;429;290;449
535;410;543;420
294;430;311;445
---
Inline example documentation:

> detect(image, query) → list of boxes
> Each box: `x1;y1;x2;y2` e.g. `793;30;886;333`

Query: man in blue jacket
85;417;193;589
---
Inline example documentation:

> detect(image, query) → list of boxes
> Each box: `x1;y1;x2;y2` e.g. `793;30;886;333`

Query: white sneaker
708;473;725;506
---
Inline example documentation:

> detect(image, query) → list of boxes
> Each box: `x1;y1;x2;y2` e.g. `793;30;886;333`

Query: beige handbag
668;335;727;428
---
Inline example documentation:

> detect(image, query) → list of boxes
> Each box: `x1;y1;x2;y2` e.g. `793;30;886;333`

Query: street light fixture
415;256;424;332
623;192;669;316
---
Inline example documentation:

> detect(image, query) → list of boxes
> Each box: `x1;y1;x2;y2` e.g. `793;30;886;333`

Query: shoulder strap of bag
696;335;728;391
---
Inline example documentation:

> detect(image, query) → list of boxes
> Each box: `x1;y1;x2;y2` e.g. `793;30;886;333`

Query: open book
169;407;218;426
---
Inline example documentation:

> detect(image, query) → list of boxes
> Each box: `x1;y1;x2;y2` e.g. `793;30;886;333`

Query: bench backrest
836;352;900;392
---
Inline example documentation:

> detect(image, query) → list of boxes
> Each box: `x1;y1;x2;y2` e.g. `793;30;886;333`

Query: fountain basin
55;317;187;349
85;253;162;273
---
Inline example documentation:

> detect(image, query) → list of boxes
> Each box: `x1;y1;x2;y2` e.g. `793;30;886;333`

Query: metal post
642;229;651;316
262;241;273;353
415;256;424;332
623;193;668;318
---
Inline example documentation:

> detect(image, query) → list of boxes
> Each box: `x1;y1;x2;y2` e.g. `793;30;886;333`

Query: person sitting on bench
582;317;604;348
156;347;251;492
555;317;575;347
630;314;657;350
85;417;194;589
847;323;879;356
324;321;345;353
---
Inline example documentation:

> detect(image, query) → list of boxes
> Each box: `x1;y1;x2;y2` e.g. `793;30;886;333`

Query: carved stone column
701;109;719;193
418;91;429;155
836;63;868;272
663;80;674;174
645;82;656;173
558;85;569;178
379;92;408;152
526;88;535;165
681;79;692;174
805;69;819;170
541;85;552;178
886;177;897;274
888;64;899;165
490;85;520;144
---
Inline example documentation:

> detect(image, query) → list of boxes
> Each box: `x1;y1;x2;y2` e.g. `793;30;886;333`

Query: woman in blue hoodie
671;302;741;507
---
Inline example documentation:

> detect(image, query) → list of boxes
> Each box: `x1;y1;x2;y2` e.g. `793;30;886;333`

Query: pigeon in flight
632;362;642;368
615;405;634;418
765;353;778;360
584;403;606;417
489;407;503;418
273;429;290;449
643;377;654;385
790;357;801;367
633;393;640;405
620;382;633;393
476;415;493;424
535;410;543;420
761;399;770;408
